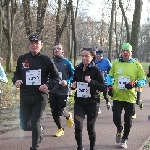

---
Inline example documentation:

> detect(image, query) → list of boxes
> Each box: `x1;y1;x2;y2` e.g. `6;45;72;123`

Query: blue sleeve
107;60;112;71
66;60;75;85
137;79;146;87
0;64;8;83
107;74;114;86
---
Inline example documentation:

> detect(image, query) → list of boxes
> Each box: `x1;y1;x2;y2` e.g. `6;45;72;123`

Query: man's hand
15;80;23;88
108;85;113;97
39;84;48;93
125;82;136;89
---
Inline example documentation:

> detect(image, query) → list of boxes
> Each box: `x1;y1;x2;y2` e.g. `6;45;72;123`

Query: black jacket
73;62;106;105
12;52;59;95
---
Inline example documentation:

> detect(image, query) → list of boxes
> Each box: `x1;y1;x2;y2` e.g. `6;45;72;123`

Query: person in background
12;33;59;150
49;43;74;137
0;57;8;83
72;48;106;150
95;50;112;112
107;43;146;149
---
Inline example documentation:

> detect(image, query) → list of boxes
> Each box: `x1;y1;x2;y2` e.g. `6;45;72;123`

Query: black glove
125;82;136;89
147;73;150;77
108;85;113;97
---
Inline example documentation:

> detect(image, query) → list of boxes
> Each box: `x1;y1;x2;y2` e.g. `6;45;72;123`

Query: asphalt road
0;85;150;150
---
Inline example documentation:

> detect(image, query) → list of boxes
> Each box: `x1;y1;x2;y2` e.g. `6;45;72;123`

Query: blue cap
96;50;103;56
29;33;42;42
92;46;97;51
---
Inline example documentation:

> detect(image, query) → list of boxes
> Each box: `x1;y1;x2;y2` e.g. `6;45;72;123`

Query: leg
122;102;133;139
112;100;123;132
31;99;46;149
87;103;99;150
74;103;86;150
50;94;62;129
20;95;32;131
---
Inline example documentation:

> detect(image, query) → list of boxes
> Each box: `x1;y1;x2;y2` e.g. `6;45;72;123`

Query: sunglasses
53;47;62;50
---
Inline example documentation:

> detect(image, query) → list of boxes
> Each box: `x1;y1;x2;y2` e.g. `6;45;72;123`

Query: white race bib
26;69;41;85
118;76;130;89
58;72;62;84
77;82;91;98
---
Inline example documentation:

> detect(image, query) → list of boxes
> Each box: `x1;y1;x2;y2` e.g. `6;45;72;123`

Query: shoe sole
54;133;64;137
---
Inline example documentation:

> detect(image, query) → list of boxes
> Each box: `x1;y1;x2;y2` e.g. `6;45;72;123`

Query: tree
130;0;143;58
2;0;17;72
22;0;48;37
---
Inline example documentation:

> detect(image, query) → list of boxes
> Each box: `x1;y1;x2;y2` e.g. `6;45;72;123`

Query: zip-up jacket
50;56;74;95
73;62;106;105
12;52;59;95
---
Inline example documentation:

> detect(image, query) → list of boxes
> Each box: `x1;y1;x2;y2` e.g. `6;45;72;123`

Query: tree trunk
130;0;143;58
108;0;116;62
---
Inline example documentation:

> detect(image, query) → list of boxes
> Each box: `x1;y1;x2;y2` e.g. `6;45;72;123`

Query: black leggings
74;103;99;150
20;94;47;148
50;94;68;129
112;100;133;139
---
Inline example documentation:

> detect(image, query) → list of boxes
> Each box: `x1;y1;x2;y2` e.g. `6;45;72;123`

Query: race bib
77;82;91;98
58;72;62;84
26;69;41;85
118;76;130;89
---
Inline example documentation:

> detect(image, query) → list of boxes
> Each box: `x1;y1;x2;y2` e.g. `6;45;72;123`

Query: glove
147;73;150;77
108;85;113;97
106;102;111;110
125;82;136;89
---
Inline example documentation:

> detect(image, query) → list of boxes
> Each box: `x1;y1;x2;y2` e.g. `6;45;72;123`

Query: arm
45;57;60;90
66;60;75;85
12;56;22;85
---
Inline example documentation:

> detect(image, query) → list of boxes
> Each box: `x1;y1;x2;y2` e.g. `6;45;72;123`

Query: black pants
74;103;99;150
112;100;134;139
49;94;68;129
20;94;47;148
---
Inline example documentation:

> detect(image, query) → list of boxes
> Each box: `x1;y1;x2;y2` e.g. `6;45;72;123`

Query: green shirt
109;59;146;103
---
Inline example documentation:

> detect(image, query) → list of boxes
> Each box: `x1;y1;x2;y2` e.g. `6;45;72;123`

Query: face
96;55;103;61
29;40;43;55
121;50;132;61
81;50;94;66
92;50;96;55
53;44;63;56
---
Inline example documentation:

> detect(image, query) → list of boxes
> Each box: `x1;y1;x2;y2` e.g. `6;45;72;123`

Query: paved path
0;85;150;150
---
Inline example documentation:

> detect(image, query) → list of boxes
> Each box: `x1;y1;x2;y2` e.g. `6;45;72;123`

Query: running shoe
119;139;127;149
116;130;122;143
54;128;64;137
66;112;74;128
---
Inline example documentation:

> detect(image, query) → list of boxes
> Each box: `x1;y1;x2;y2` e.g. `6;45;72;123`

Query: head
29;33;43;56
121;43;132;61
92;46;97;55
53;44;64;57
81;48;95;66
96;50;103;61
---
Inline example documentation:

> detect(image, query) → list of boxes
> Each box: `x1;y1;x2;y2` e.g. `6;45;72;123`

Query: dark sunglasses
53;47;62;50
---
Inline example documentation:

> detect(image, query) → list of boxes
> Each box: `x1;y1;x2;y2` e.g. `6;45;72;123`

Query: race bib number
58;72;62;84
77;82;91;98
26;69;41;85
118;76;130;89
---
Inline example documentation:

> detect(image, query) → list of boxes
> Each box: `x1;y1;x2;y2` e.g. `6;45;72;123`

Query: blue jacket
50;56;74;95
95;58;112;82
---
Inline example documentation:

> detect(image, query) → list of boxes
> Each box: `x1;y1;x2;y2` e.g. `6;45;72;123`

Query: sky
77;0;150;24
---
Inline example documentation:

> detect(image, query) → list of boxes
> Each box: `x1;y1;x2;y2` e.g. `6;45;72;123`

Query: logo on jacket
22;59;29;68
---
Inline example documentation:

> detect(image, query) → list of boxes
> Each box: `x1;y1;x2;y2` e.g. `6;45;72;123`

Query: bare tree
130;0;143;58
2;0;17;72
22;0;48;37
